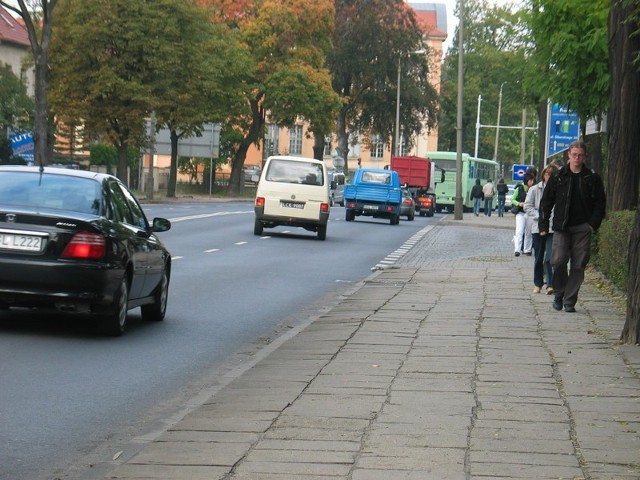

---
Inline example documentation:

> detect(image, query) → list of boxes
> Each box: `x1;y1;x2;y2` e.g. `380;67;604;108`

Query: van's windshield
265;160;325;186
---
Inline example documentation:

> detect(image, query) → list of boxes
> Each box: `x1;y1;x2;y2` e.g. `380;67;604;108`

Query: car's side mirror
152;217;171;232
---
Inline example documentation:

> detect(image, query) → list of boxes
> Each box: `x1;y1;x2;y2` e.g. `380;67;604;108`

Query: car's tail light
61;233;106;259
403;198;412;206
320;203;330;213
255;197;265;207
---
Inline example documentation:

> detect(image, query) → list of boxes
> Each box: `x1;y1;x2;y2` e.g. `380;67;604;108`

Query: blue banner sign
547;104;580;158
10;132;35;164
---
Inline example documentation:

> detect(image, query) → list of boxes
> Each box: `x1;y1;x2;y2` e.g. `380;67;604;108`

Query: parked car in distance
0;166;172;336
400;188;415;221
505;184;516;209
328;170;346;207
244;165;262;182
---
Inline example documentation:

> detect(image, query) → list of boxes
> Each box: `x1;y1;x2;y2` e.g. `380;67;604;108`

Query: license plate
363;204;378;210
0;233;45;252
281;201;305;209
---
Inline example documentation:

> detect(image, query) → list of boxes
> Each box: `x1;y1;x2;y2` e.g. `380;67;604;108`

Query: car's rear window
265;160;325;186
0;171;101;214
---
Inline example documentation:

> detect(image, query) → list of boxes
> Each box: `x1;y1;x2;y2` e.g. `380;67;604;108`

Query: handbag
510;205;520;214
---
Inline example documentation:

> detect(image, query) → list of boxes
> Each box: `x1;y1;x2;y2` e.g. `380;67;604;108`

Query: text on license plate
281;201;305;209
363;204;378;210
0;233;44;252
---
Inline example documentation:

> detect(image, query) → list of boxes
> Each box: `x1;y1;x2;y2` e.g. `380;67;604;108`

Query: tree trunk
621;207;640;344
228;96;264;195
609;0;640;344
335;105;350;175
536;100;547;167
34;49;50;166
312;132;325;161
607;0;640;212
167;130;179;197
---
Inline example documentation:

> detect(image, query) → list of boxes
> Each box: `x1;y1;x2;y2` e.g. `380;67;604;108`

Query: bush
592;210;635;292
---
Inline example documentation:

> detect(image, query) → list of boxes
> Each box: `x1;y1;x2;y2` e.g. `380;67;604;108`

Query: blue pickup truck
344;168;402;225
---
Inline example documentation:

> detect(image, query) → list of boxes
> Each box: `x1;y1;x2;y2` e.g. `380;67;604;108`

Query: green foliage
0;64;34;132
526;0;609;120
592;210;636;292
440;0;533;167
89;144;117;168
0;137;15;164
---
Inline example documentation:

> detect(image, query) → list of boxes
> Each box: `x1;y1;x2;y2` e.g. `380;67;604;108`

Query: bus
425;151;499;212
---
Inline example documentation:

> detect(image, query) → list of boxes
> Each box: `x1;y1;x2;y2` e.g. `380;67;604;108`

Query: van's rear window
265;160;325;186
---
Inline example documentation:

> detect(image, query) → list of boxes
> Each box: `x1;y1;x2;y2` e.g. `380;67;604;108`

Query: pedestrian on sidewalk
482;179;495;216
496;178;508;217
512;173;535;256
539;141;606;313
525;164;557;294
470;178;483;216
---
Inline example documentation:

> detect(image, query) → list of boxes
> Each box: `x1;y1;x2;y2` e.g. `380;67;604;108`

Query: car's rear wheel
99;277;129;336
254;218;264;235
317;225;327;240
141;269;169;322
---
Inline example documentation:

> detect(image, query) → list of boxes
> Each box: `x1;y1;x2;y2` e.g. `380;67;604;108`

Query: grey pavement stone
103;218;640;480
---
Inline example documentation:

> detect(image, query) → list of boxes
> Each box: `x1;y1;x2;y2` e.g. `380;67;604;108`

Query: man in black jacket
539;141;606;312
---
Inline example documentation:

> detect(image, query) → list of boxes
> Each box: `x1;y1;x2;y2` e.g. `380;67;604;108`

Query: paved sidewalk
104;214;640;480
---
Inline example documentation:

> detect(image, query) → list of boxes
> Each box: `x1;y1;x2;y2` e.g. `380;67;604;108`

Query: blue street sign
547;104;580;158
512;164;533;182
10;131;35;164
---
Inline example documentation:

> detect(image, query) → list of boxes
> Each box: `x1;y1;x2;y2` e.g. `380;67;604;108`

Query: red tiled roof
0;5;30;47
414;10;446;38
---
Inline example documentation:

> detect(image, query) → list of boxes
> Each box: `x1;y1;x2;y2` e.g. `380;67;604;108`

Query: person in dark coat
539;140;606;313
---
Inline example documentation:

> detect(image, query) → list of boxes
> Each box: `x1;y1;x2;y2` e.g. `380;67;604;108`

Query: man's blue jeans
484;197;494;216
497;196;506;216
473;198;482;215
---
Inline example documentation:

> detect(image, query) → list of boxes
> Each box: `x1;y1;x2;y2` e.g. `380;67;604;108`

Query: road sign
10;131;35;164
512;164;533;182
546;103;580;158
146;122;221;158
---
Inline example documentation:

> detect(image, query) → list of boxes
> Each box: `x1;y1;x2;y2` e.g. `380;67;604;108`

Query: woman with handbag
512;174;535;256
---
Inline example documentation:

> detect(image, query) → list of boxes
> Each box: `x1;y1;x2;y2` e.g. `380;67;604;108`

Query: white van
254;155;330;240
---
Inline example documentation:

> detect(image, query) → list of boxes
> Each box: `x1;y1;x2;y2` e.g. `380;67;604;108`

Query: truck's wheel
390;214;399;225
345;210;355;222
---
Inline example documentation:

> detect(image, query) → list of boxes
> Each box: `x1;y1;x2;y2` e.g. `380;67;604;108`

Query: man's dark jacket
539;164;606;233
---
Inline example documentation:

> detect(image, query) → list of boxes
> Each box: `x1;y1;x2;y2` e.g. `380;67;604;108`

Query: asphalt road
0;201;438;480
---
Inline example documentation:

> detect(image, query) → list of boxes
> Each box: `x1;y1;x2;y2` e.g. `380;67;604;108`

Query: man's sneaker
533;287;541;293
514;252;520;257
564;304;576;313
552;297;563;311
546;287;554;295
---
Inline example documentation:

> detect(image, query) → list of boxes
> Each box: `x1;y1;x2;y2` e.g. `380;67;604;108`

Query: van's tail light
255;197;265;207
320;203;329;213
61;233;106;259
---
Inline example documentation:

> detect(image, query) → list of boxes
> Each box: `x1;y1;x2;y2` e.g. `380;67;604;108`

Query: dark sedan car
0;166;172;336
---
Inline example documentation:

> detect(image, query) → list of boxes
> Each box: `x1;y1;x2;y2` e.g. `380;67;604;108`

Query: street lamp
493;82;505;161
394;49;426;156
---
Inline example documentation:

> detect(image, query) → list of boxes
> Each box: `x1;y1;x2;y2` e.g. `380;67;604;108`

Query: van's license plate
281;201;305;209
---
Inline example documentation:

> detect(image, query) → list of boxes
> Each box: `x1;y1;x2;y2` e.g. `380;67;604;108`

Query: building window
265;124;279;157
371;134;384;158
289;125;303;155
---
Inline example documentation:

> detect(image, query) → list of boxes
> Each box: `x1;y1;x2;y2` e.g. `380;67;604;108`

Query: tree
150;3;251;197
198;0;341;194
50;0;205;185
89;144;117;175
527;0;609;171
439;0;532;170
327;0;437;174
610;0;640;344
0;64;34;134
0;0;56;166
